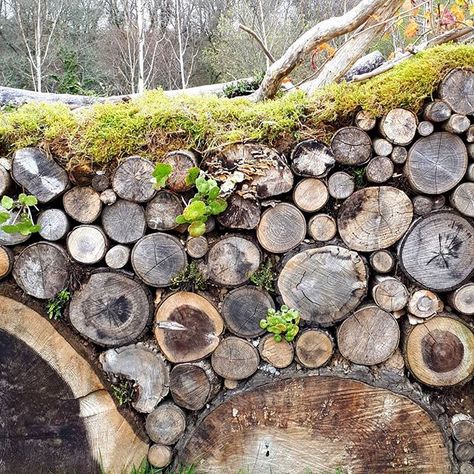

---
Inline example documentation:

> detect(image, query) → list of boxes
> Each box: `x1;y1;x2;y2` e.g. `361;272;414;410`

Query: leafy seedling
46;289;71;320
171;261;206;291
176;167;228;237
0;193;41;236
151;162;172;190
250;260;276;292
260;305;301;342
111;379;135;407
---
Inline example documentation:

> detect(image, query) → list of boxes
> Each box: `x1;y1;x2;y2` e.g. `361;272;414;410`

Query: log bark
154;292;224;363
404;314;474;386
293;178;328;212
257;203;306;254
354;110;376;131
290;140;335;177
439;68;474;115
131;233;187;287
398;211;474;292
13;242;70;299
185;236;208;259
100;344;169;413
331;126;372;165
442;114;471;134
211;336;259;380
207;236;260;286
0;165;11;197
63;186;102;224
417;121;434;137
278;245;368;325
450;182;474;217
365;156;393;183
179;377;451;473
337;304;400;365
146;402;186;445
69;271;152;346
159;150;197;193
221;285;274;338
372;277;408;312
105;245;131;269
327;171;355;199
259;334;294;369
12;148;69;203
423;100;452;122
253;0;391;100
449;283;474;315
145;190;183;231
148;444;172;468
170;361;221;411
390;146;407;164
217;194;260;230
308;214;337;242
369;249;395;274
112;156;156;203
0;245;13;279
407;289;443;319
66;225;108;264
372;138;393;157
379;108;418;146
338;186;413;252
102;199;146;244
37;208;70;241
295;329;333;368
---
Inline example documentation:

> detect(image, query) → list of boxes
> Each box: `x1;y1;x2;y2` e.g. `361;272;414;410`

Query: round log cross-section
179;377;451;473
379;108;417;145
405;132;467;195
69;271;152;346
290;139;335;177
13;242;70;299
259;335;294;369
293;178;328;212
207;236;260;286
67;225;108;264
0;245;13;279
160;150;197;193
112;156;156;202
398;211;474;291
439;68;474;115
155;292;224;363
132;233;187;287
145;190;183;231
37;208;70;241
337;305;400;366
404;315;474;386
102;199;147;244
63;186;102;223
221;286;274;338
278;245;368;325
146;403;186;445
338;186;413;252
217;194;261;230
331;126;372;165
211;337;259;380
295;329;334;368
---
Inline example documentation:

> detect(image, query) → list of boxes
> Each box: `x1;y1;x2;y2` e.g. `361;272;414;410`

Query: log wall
1;67;474;473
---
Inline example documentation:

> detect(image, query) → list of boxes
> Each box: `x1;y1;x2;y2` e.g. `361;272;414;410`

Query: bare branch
238;23;275;62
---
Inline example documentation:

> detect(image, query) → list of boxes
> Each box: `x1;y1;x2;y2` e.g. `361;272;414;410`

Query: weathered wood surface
308;213;337;241
293;178;328;212
155;292;224;363
423;100;451;122
453;418;474;443
11;148;69;203
439;68;474;115
327;171;354;199
132;233;187;287
211;337;259;380
146;403;186;445
290;139;335;177
372;277;408;312
379;108;417;145
442;114;470;134
145;190;183;231
179;377;451;473
112;156;156;202
405;132;467;194
365;156;394;183
185;236;208;258
417;120;434;137
37;208;70;241
390;145;407;164
148;444;172;468
408;290;443;319
295;329;333;368
69;271;152;346
221;286;273;338
160;150;197;193
102;199;147;244
0;206;31;246
404;315;474;386
354;110;376;130
0;295;148;473
338;186;413;252
169;361;221;411
0;245;13;279
278;245;368;325
369;249;394;274
63;186;102;223
207;236;260;286
217;194;260;230
13;242;70;299
259;335;294;369
449;283;474;315
372;138;393;156
257;203;306;253
105;244;131;269
331;126;372;165
450;182;474;217
67;225;108;264
0;165;11;196
398;211;474;291
100;344;169;413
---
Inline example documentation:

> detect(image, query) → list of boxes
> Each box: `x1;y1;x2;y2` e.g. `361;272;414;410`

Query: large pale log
439;68;474;115
398;211;474;292
338;186;413;252
66;225;108;264
379;108;417;146
112;156;156;203
69;271;152;347
293;178;328;212
278;245;368;325
179;377;451;473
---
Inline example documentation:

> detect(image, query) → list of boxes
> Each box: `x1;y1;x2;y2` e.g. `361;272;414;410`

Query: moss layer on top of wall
0;43;473;168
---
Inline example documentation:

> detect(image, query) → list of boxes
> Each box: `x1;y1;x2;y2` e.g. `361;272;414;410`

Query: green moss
0;43;473;166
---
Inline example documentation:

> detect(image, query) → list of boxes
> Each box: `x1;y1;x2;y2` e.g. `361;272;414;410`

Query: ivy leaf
0;211;10;224
182;200;207;222
185;167;201;186
207;198;227;215
1;196;13;210
188;221;206;237
152;163;172;190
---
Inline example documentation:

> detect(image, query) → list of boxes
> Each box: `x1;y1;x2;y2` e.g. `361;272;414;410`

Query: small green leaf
183;200;207;222
185;167;201;186
0;211;10;224
188;221;206;237
1;196;13;210
152;163;172;190
207;198;227;215
195;176;209;194
23;195;38;207
274;334;282;342
175;214;188;225
208;186;220;200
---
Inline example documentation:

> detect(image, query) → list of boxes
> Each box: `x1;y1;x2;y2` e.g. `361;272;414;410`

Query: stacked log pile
0;67;474;470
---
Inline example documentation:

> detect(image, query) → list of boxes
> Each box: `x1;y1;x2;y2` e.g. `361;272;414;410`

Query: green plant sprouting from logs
151;162;173;190
0;193;41;235
175;167;228;237
260;305;301;342
46;289;71;320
